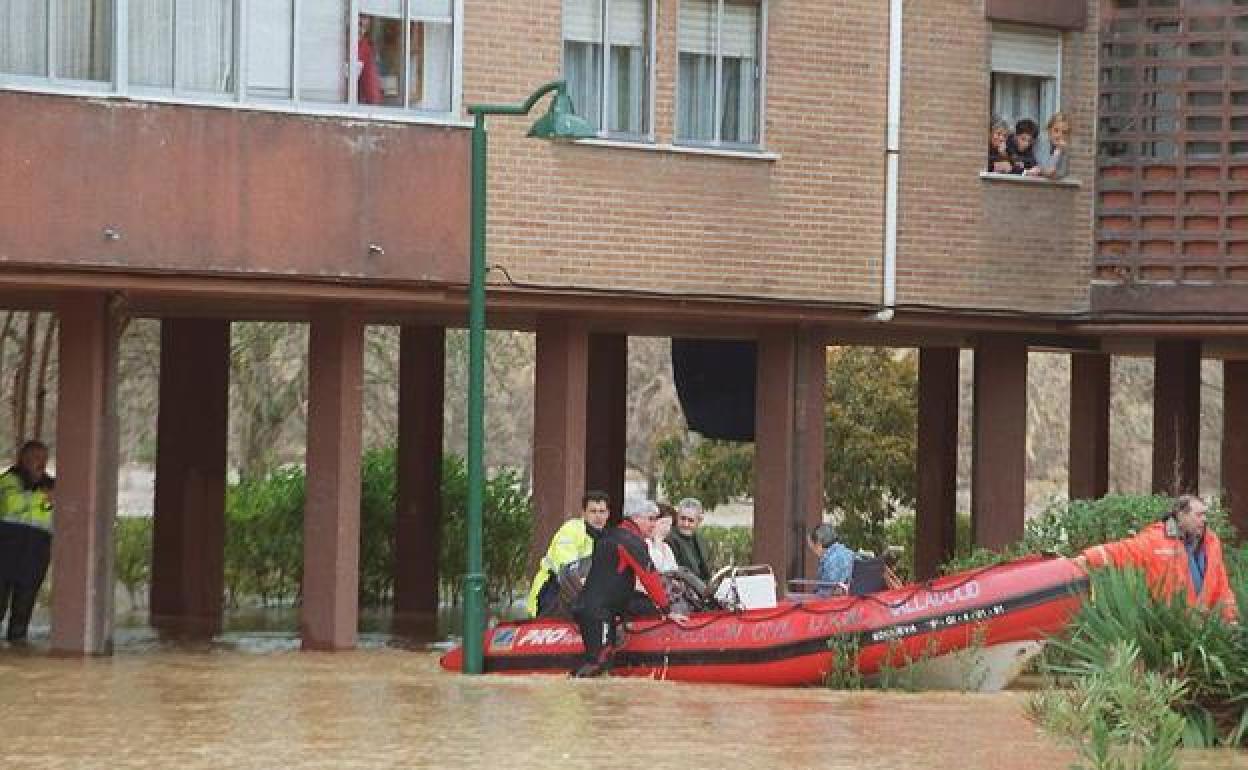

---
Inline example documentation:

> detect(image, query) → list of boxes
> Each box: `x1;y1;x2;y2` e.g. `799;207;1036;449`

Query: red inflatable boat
439;555;1089;688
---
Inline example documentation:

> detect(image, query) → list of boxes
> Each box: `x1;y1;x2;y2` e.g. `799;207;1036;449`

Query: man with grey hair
666;497;711;582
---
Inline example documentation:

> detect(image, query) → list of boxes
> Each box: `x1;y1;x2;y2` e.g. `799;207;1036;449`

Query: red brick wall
468;0;1097;314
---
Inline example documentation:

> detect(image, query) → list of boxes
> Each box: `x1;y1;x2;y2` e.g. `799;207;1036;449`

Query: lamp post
462;81;594;675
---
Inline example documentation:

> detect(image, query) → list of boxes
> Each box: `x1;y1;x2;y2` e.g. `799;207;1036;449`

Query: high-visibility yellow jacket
525;518;595;617
0;468;53;532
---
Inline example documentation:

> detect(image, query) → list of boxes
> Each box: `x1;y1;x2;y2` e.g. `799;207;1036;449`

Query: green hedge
115;449;533;609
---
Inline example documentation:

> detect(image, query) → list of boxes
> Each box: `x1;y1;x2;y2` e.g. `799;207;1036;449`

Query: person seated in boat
571;502;687;678
667;497;712;583
1073;494;1238;623
525;490;610;618
649;502;679;573
807;523;856;596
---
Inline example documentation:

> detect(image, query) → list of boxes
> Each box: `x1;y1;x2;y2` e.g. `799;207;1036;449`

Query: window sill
574;136;780;161
0;81;474;129
979;171;1081;188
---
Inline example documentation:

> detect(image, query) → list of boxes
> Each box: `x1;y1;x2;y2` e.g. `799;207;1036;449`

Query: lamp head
527;87;596;140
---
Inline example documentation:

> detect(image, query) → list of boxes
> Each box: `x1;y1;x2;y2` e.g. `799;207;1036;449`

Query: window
677;0;762;147
990;23;1060;130
563;0;652;137
0;0;460;118
0;0;114;82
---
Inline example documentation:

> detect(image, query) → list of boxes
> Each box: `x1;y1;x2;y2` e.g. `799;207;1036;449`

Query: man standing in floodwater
0;440;55;642
1074;494;1237;623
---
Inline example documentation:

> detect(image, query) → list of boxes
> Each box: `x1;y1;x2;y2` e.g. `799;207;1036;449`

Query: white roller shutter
361;0;402;18
410;0;453;20
678;0;715;55
991;23;1059;77
565;0;601;43
608;0;645;47
722;1;758;58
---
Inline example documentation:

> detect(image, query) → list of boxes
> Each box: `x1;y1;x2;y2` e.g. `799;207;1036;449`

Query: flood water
2;626;1245;769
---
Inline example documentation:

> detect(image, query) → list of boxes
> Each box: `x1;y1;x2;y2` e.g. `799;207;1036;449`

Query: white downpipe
872;0;902;323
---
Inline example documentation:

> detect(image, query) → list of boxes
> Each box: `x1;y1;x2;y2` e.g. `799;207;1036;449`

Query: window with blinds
563;0;651;137
676;0;761;147
990;23;1061;131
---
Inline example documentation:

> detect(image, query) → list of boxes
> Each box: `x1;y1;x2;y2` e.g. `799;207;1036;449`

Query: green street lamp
462;81;594;675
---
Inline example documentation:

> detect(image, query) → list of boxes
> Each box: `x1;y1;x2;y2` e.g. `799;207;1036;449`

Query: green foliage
1030;639;1188;770
436;455;534;605
824;635;864;689
1041;567;1248;749
114;516;153;608
116;450;535;611
939;494;1234;575
823;347;917;556
700;525;753;569
655;433;753;510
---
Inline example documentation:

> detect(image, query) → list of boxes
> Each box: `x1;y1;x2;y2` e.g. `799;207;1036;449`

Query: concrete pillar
151;319;229;636
1069;352;1111;501
584;333;627;515
394;325;445;619
753;327;825;588
531;317;588;564
301;308;364;651
971;336;1027;550
915;347;959;581
1152;339;1201;496
1222;360;1248;541
51;292;120;655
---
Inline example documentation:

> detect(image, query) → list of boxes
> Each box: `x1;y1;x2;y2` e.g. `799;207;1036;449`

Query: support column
1069;352;1111;501
915;347;959;581
51;292;120;655
301;308;364;651
531;317;588;564
971;336;1028;550
1153;339;1201;496
394;325;445;619
151;319;229;636
1222;360;1248;541
753;327;825;588
584;333;627;514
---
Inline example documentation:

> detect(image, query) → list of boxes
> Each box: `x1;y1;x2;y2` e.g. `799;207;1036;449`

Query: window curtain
56;0;112;81
991;73;1055;129
720;0;758;144
606;0;646;134
246;0;292;98
564;0;602;129
677;0;715;141
129;0;173;87
300;0;346;102
416;20;452;110
0;0;49;76
177;0;233;92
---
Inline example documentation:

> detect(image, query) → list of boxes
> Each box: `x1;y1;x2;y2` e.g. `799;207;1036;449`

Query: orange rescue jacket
1082;520;1238;623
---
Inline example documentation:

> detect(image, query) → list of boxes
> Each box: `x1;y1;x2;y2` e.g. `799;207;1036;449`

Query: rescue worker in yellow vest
525;490;610;617
0;440;55;642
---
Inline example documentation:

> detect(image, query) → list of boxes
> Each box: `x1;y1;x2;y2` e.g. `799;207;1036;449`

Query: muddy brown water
1;626;1245;769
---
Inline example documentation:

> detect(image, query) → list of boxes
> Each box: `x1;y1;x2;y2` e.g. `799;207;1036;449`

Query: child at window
1026;112;1071;180
1007;119;1039;174
987;117;1013;173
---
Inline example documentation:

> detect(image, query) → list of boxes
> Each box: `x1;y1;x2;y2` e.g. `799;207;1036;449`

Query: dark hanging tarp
671;338;757;442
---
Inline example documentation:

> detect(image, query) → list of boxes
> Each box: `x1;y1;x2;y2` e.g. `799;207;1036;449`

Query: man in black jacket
666;497;712;582
571;500;685;677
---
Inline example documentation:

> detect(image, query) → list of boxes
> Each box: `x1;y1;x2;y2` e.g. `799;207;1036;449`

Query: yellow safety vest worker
525;518;595;617
0;469;54;532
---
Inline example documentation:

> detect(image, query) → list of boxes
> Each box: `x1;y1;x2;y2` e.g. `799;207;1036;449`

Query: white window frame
0;0;465;125
674;0;767;150
561;0;657;141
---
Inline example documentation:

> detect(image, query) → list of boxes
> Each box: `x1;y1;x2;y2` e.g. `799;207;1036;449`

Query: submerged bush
1039;567;1248;750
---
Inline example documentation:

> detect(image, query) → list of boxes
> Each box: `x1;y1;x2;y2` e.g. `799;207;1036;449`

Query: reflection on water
2;616;1245;769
